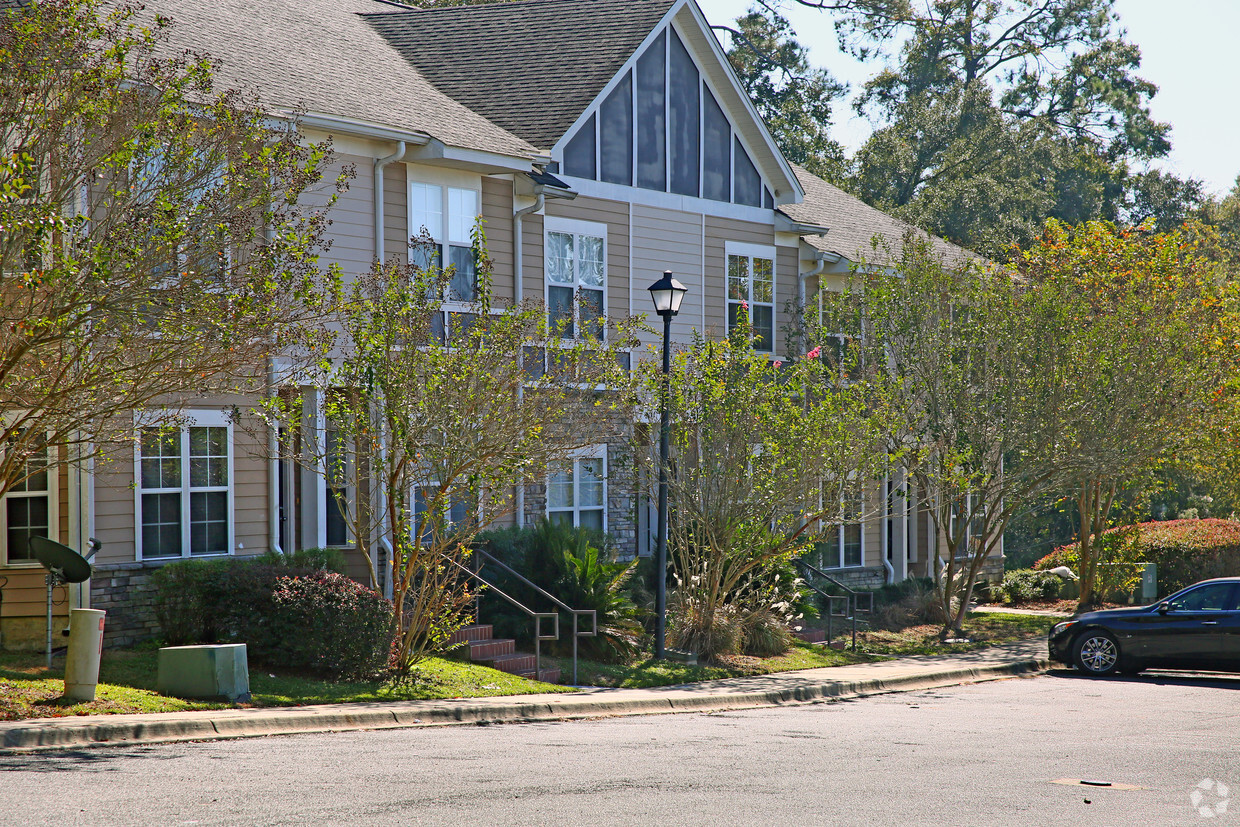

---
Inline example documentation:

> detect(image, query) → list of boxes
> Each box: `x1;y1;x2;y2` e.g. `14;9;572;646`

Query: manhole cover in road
1050;778;1146;791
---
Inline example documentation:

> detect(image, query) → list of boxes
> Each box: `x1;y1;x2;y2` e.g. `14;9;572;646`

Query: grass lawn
558;641;879;688
555;611;1049;688
0;611;1047;721
857;611;1053;656
0;646;569;722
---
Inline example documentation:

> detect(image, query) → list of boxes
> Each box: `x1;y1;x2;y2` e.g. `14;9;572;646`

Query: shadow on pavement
1046;667;1240;690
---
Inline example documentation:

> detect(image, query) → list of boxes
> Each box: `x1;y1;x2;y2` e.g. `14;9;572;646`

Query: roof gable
363;0;675;152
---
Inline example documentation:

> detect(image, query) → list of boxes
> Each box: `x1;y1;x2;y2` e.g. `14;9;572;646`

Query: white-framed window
1;434;55;565
726;242;775;352
412;484;474;545
817;488;863;569
324;426;353;548
135;412;234;561
408;181;481;303
545;217;607;340
547;446;607;531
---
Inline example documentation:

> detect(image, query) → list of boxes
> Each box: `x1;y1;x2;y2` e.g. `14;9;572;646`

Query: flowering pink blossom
773;360;782;369
805;346;821;360
740;300;749;310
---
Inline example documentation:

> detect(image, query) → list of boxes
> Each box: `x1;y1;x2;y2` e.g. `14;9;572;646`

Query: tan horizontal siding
630;204;704;349
520;212;544;303
776;245;801;359
384;164;408;265
0;568;69;618
481;177;515;303
309;154;374;281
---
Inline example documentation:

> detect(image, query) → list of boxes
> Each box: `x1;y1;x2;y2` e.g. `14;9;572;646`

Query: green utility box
157;643;251;701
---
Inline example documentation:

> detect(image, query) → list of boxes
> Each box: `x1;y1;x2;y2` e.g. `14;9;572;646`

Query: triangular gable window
559;23;769;208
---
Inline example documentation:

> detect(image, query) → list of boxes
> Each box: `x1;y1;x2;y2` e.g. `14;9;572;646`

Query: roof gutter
296;112;433;147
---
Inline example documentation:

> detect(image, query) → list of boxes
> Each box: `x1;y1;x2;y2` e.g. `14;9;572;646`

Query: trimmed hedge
151;551;393;680
1035;519;1240;595
264;572;394;680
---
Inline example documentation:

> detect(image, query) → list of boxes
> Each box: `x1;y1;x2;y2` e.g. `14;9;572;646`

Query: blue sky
698;0;1240;197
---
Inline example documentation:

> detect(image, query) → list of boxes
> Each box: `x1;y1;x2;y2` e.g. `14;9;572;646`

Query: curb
0;654;1049;753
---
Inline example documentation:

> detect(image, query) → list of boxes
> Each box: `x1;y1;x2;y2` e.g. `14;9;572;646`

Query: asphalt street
2;669;1237;826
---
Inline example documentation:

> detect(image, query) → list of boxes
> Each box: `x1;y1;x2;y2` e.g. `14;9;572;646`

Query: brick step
465;638;515;661
449;624;494;646
794;628;827;644
516;667;561;684
484;653;536;675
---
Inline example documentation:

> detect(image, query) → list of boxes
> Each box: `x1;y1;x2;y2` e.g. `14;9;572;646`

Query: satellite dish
29;536;99;669
30;536;92;584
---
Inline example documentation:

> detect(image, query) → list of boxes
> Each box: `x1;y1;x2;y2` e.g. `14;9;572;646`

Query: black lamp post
647;270;687;659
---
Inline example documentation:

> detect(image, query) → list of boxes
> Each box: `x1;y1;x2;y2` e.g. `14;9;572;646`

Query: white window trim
406;168;483;312
133;410;235;562
546;444;608;532
544;216;609;340
725;241;777;352
0;433;58;567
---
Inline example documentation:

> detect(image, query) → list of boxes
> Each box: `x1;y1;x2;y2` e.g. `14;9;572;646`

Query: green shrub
871;578;946;630
150;552;387;679
264;572;394;680
476;520;644;663
1036;519;1240;596
998;569;1062;605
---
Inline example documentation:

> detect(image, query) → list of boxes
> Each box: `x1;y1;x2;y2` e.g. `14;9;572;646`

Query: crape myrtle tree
0;0;338;500
817;236;1062;637
1016;219;1240;609
638;310;891;660
263;232;639;676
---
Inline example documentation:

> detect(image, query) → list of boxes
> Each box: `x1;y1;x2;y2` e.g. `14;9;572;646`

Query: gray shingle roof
782;164;977;267
126;0;537;159
363;0;677;151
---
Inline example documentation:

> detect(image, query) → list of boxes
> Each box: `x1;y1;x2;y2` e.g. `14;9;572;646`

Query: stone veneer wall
826;566;888;591
521;408;639;558
90;563;162;648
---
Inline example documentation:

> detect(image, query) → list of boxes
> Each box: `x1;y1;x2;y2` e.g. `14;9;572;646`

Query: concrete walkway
971;605;1074;618
0;639;1050;753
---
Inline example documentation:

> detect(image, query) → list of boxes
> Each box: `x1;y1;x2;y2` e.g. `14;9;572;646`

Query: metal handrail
471;547;598;685
797;559;873;651
447;556;559;682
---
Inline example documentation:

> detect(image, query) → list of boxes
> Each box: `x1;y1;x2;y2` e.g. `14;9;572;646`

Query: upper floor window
726;243;775;352
136;413;233;560
560;25;774;210
545;217;606;340
1;434;53;565
409;182;480;303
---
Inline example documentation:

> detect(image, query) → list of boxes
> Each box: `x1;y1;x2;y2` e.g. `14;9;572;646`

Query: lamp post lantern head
647;270;688;318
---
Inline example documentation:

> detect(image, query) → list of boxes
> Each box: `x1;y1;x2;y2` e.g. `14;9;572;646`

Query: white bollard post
64;608;106;702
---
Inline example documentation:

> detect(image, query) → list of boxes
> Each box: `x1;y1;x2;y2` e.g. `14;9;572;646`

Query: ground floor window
547;448;606;531
136;413;232;560
818;492;863;569
1;435;52;564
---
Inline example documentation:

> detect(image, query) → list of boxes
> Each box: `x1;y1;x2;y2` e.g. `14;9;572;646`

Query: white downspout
374;141;406;263
513;188;544;529
882;472;895;585
267;356;284;555
798;250;827;354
